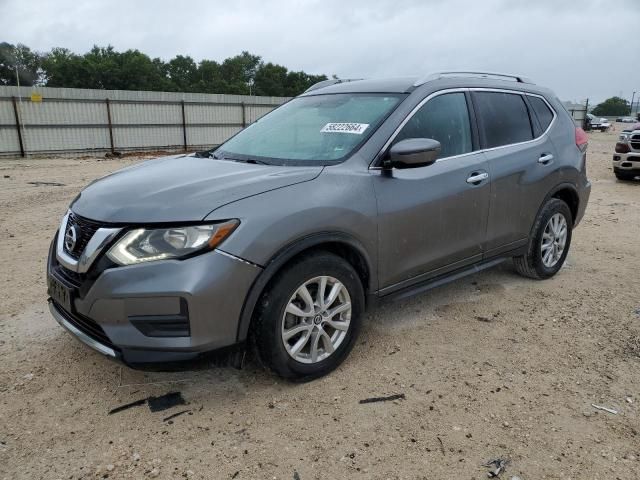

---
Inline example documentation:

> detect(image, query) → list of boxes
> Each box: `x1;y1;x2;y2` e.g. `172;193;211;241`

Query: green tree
591;96;630;116
0;42;42;86
166;55;198;92
220;51;261;94
254;64;327;96
285;70;327;96
116;50;169;91
43;46;168;90
194;59;225;93
41;48;88;87
24;42;328;95
254;62;289;96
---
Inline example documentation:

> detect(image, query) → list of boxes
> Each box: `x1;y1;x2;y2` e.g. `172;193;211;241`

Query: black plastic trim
129;298;190;337
234;232;374;343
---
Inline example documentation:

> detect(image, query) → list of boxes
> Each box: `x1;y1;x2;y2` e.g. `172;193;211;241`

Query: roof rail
304;78;363;93
414;71;534;87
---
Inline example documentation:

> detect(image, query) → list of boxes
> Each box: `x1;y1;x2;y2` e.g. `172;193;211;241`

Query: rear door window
473;92;533;148
394;92;473;159
528;96;554;132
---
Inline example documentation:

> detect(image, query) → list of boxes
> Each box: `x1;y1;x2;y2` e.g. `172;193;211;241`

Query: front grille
630;142;640;151
55;264;83;288
53;300;116;351
64;213;102;259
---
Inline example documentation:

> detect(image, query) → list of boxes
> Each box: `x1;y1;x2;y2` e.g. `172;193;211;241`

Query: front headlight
106;219;239;265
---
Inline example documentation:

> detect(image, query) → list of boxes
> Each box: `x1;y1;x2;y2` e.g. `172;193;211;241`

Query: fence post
181;100;188;151
11;96;25;157
105;98;115;153
583;99;589;131
241;101;247;128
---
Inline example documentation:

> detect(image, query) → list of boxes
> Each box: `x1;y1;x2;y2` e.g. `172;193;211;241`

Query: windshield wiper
208;150;270;165
225;157;270;165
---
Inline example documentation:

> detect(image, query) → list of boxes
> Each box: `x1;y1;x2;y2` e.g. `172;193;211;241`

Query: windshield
215;93;405;165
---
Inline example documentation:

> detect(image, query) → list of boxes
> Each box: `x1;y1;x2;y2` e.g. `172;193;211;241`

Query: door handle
466;172;489;184
538;153;554;165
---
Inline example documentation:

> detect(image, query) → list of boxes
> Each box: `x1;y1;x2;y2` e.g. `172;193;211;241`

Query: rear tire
252;252;364;381
514;198;572;280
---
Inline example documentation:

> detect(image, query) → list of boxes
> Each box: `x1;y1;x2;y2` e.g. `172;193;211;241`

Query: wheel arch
548;183;580;224
235;232;375;343
534;182;579;226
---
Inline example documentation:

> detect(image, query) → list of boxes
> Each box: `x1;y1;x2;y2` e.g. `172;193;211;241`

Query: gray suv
47;71;591;380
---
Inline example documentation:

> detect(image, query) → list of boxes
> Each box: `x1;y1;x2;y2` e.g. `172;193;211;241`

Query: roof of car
300;77;419;95
301;73;548;97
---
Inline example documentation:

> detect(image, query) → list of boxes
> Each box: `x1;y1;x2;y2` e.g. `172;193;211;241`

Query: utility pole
15;66;28;157
631;91;636;116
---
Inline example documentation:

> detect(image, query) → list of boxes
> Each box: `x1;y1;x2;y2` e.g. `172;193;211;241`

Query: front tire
252;252;364;381
514;198;572;279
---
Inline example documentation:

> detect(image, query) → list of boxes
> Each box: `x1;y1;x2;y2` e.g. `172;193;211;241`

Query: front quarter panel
206;164;379;288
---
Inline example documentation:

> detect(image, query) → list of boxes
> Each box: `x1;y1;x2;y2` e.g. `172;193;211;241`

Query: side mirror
385;138;441;168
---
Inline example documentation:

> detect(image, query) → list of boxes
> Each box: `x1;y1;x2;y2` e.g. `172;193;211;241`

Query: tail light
615;142;630;154
575;127;588;152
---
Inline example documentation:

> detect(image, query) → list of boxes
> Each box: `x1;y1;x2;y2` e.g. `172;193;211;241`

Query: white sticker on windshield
321;123;370;134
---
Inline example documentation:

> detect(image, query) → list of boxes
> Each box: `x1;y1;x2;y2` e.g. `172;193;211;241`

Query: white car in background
613;125;640;181
586;113;611;132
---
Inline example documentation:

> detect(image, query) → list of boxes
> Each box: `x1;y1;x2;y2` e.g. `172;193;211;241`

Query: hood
71;154;323;223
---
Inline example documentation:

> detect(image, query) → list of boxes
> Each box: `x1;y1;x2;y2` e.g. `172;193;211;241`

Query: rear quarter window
473;92;533;148
528;96;554;132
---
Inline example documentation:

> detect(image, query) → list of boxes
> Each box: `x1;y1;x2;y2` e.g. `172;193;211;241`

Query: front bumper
613;153;640;174
48;236;262;365
49;299;119;358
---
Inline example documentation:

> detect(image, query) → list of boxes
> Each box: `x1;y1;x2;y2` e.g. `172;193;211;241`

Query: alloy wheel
541;213;568;268
281;276;352;364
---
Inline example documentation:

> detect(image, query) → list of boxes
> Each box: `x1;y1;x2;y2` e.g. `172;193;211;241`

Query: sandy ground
0;130;639;480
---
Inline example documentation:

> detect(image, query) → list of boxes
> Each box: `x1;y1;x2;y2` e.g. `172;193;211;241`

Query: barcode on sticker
320;123;369;134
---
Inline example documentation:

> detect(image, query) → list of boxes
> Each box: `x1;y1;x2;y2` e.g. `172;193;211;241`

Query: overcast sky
1;0;638;104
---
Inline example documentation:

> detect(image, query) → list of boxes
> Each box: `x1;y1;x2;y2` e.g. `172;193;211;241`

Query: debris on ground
293;471;301;480
148;392;186;412
108;391;186;414
359;393;405;404
27;181;66;187
591;404;618;415
387;344;401;355
437;436;445;456
483;458;510;478
108;398;147;415
163;409;190;422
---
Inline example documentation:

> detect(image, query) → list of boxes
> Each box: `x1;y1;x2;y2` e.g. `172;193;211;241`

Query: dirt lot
1;130;639;480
